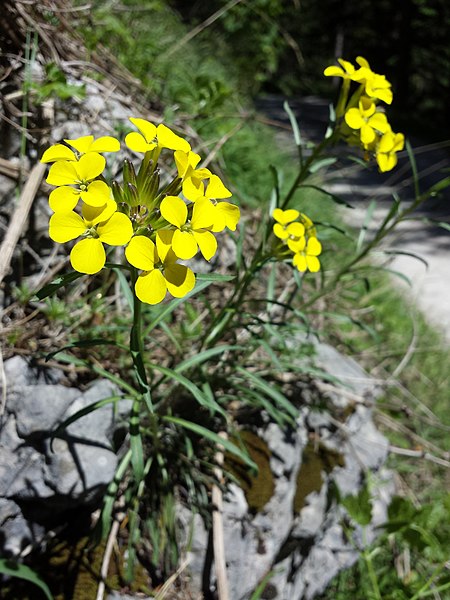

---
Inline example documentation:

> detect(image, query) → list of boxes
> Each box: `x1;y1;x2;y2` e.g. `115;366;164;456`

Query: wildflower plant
36;59;450;589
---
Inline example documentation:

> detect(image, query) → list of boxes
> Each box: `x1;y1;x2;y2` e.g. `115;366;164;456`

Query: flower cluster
41;119;240;304
324;56;404;172
272;208;322;272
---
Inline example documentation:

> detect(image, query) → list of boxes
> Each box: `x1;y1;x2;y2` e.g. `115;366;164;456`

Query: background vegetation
2;0;449;597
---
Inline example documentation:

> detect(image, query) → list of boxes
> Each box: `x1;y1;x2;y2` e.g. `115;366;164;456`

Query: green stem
200;132;339;349
130;268;153;413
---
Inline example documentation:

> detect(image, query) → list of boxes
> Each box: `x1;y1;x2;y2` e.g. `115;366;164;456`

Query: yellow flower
272;208;305;244
291;237;322;273
125;118;191;153
159;195;217;260
174;150;212;184
353;57;393;105
46;153;111;210
344;97;390;146
49;200;133;274
376;130;405;172
125;235;195;305
41;135;120;163
323;58;356;80
183;175;239;233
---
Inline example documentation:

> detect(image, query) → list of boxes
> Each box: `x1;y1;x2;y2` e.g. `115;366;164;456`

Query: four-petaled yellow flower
46;153;111;210
376;130;405;172
159;196;217;260
323;58;356;80
49;200;133;274
174;150;212;185
345;97;389;146
183;175;239;233
272;208;305;248
41;135;120;163
291;237;322;273
125;235;195;305
353;57;393;105
125;118;191;154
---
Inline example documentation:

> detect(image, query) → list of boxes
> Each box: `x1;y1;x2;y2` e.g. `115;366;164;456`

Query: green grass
32;3;450;597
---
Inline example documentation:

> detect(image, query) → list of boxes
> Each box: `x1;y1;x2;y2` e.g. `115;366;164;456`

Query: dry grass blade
0;161;46;286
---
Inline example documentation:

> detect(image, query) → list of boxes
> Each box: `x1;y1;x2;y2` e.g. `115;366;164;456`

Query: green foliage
32;63;86;103
320;493;450;599
0;559;53;600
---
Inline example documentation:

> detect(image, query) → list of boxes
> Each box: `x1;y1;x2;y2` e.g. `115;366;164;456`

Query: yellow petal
97;213;133;245
273;223;289;240
368;112;389;134
70;238;106;274
306;255;321;272
307;237;322;256
212;202;240;232
164;263;195;298
156;123;191;152
156;229;174;262
129;118;157;143
82;199;117;225
74;153;106;181
125;132;156;153
125;235;157;270
135;270;167;305
337;58;355;74
172;230;198;260
49;212;86;243
360;124;376;145
192;230;217;261
160;196;187;228
272;208;299;225
41;144;77;163
323;66;345;77
64;135;94;154
46;160;79;186
191;198;215;229
49;186;80;212
287;236;306;253
286;222;305;237
90;136;120;153
183;177;204;201
293;253;307;272
174;150;190;178
206;175;232;199
80;180;111;207
345;108;364;130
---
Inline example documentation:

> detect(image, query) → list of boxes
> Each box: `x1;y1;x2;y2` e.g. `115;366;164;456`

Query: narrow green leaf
309;157;337;173
175;345;242;374
129;398;144;481
50;352;138;397
33;271;85;301
283;100;302;147
164;416;258;472
95;449;132;543
299;184;354;209
429;175;450;195
150;363;226;417
356;199;377;251
0;559;54;600
50;395;124;451
236;367;298;420
45;338;127;361
383;249;428;269
406;139;420;200
113;266;134;312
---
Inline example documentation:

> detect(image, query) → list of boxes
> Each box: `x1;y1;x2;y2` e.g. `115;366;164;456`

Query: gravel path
257;95;450;342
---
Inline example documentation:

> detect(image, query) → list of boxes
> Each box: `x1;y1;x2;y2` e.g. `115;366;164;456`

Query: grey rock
11;384;79;439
